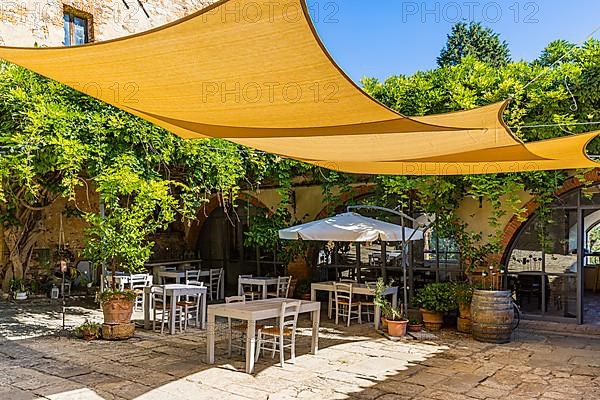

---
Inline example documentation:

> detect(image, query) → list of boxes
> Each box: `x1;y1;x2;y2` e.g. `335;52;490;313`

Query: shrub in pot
415;283;456;331
408;318;423;333
382;303;408;337
452;282;475;333
9;278;28;301
75;320;102;341
372;278;408;336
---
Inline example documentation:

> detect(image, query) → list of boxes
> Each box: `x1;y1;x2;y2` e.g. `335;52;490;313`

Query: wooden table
206;298;320;374
143;284;208;335
310;281;398;330
157;270;224;299
237;276;279;299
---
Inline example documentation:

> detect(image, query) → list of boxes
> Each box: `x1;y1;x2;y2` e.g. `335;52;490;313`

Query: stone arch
185;193;270;250
500;169;600;263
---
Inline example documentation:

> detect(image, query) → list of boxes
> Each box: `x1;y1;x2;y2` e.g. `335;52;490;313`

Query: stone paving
1;302;600;399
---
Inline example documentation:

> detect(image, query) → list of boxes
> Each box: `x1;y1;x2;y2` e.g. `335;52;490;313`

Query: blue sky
306;0;600;83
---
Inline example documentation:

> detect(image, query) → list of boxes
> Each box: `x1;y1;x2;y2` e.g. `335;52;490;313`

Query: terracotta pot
102;296;134;325
83;331;98;341
386;319;408;337
420;308;444;331
381;317;388;331
408;323;423;333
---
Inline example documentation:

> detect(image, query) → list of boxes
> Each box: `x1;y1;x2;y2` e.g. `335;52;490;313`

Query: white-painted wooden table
310;281;398;330
206;298;320;374
157;270;224;299
143;284;208;335
237;276;279;299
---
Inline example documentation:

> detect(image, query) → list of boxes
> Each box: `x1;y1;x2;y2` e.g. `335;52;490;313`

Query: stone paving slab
2;303;600;399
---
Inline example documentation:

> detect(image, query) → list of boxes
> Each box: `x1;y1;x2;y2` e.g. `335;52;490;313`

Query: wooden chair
239;274;261;301
287;278;298;298
267;276;291;298
255;301;301;368
185;270;202;284
177;282;204;330
225;296;263;357
151;286;183;334
333;282;361;327
360;281;377;323
209;268;223;301
129;273;152;311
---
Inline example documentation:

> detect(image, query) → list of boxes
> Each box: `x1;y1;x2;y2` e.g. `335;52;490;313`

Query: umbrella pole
401;213;408;315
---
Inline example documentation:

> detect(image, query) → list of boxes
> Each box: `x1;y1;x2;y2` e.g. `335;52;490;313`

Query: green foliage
363;37;600;259
98;289;137;304
415;283;457;313
371;278;406;321
74;319;102;338
438;22;511;67
8;278;25;293
452;282;475;305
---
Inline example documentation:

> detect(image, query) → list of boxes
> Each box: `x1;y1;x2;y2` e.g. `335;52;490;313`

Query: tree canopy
438;22;511;68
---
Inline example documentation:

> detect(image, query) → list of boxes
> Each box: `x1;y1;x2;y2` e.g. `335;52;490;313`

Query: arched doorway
505;185;600;325
195;197;272;293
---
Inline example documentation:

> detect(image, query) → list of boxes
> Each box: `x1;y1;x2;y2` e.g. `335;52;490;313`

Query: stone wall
0;0;216;47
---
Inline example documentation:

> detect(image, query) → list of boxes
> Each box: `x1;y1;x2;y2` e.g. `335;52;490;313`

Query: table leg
246;320;257;374
328;292;333;319
170;292;177;335
311;308;320;355
200;292;207;330
207;309;216;364
144;288;150;330
310;287;316;321
392;291;398;309
374;304;381;330
220;276;225;300
262;283;267;299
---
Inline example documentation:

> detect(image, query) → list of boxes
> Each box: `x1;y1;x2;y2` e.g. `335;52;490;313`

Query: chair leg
347;305;351;327
335;303;339;325
291;333;296;364
255;333;262;363
279;336;285;368
359;304;362;324
228;328;232;357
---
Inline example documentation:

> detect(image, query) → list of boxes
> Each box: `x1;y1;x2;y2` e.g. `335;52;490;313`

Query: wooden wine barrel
471;290;514;344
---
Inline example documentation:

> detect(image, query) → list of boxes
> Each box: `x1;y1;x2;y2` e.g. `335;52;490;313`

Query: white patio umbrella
279;212;423;242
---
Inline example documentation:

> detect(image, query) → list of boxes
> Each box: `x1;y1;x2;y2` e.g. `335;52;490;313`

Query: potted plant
373;278;408;336
408;318;423;333
452;282;475;333
75;320;102;341
83;161;182;337
471;263;514;344
415;282;456;331
382;303;408;337
9;278;28;301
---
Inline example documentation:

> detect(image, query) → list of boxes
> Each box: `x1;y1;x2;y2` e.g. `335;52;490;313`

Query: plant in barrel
471;257;515;344
84;159;181;328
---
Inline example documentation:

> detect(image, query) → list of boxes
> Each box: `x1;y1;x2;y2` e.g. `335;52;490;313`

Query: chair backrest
160;266;177;272
277;276;292;298
210;268;223;296
287;278;298;298
339;278;357;283
226;295;246;304
333;282;353;305
279;300;301;332
150;286;168;310
129;274;151;289
185;270;202;284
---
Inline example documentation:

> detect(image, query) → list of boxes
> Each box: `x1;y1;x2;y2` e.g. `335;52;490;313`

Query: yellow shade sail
0;0;597;175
